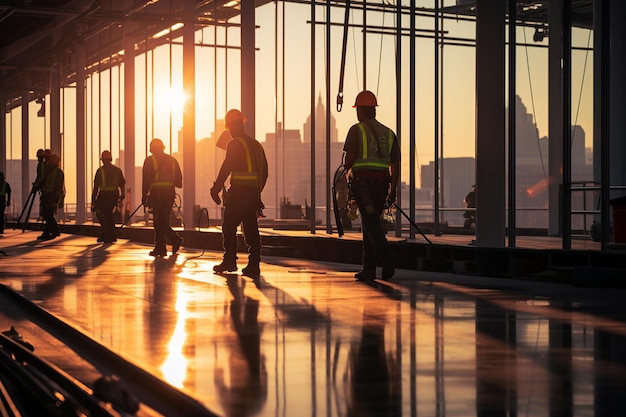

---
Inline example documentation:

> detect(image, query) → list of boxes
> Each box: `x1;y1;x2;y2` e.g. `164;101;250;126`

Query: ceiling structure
0;0;271;110
0;0;593;111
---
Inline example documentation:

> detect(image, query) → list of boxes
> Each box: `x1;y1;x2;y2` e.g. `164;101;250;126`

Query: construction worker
210;109;268;276
92;150;126;243
342;90;400;281
142;138;183;257
38;153;64;240
0;172;11;234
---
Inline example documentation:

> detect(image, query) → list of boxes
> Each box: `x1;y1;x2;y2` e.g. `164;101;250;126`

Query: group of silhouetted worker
4;91;401;281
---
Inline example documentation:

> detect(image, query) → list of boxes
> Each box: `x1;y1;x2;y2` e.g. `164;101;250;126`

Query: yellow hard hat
101;150;112;161
224;109;247;127
353;90;378;107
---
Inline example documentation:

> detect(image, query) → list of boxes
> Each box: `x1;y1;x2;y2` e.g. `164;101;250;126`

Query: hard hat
101;150;112;161
47;154;60;165
224;109;247;127
353;90;378;107
149;138;165;153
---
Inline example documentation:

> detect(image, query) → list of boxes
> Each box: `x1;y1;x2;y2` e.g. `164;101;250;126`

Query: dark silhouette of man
210;109;268;276
343;91;400;281
92;150;126;243
142;138;183;257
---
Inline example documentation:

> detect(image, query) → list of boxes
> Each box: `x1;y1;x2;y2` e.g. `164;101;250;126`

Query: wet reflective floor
1;229;626;416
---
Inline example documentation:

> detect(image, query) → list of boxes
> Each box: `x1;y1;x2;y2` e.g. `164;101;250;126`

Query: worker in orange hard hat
92;150;126;243
210;109;268;276
142;138;183;257
224;109;247;127
343;90;400;281
353;90;378;107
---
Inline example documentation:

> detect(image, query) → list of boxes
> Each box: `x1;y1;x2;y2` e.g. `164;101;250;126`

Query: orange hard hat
224;109;247;127
149;138;165;153
353;90;378;107
101;150;112;161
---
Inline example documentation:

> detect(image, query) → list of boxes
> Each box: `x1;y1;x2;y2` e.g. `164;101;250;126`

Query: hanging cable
571;29;592;147
337;0;351;112
522;27;548;183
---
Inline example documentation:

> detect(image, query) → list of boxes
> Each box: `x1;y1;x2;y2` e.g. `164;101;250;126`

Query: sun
156;86;187;114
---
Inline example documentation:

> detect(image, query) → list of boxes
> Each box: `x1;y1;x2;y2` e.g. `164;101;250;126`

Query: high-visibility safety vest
99;166;120;191
230;137;261;189
149;155;176;188
351;123;394;171
42;168;61;193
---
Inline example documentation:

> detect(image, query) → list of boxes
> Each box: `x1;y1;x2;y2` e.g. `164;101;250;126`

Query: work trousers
0;202;5;232
221;188;262;263
95;191;118;241
150;188;180;250
41;195;59;237
352;175;390;268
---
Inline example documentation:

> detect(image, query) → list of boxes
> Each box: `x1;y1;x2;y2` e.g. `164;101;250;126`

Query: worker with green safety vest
0;171;11;234
38;153;64;241
92;150;126;243
210;109;268;276
142;138;183;257
343;90;400;281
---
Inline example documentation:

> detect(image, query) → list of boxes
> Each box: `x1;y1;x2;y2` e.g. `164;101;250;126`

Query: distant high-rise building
263;95;343;219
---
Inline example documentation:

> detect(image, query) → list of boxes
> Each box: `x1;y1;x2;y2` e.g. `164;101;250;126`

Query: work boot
381;249;396;280
242;263;260;276
172;237;183;255
242;254;261;276
355;267;376;281
149;246;167;257
213;258;237;273
381;263;395;280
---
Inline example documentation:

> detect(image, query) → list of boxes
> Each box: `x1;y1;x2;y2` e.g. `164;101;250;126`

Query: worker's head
224;109;246;134
47;154;60;165
353;90;377;121
101;150;113;163
149;138;165;155
36;149;44;160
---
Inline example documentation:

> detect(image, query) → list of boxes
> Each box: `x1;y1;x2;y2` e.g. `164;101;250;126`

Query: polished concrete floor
1;228;626;416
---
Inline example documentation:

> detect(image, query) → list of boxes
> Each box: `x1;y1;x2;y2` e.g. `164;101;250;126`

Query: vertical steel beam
123;27;136;214
475;0;506;247
75;41;86;224
241;0;255;135
21;90;29;208
508;0;517;246
548;0;563;238
182;0;196;230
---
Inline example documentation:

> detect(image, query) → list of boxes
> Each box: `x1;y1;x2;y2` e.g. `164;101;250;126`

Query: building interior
1;1;626;416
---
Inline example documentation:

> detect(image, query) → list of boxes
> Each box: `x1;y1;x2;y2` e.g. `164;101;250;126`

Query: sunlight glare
157;87;187;114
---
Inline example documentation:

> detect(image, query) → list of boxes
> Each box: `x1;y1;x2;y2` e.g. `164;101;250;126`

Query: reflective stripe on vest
351;123;394;171
230;137;260;188
99;167;118;191
150;155;175;188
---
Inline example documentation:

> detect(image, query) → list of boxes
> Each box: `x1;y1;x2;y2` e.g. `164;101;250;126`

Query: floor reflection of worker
347;306;400;417
215;275;267;417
